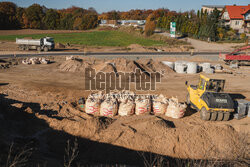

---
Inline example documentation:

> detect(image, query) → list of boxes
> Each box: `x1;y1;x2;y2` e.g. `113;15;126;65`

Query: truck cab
43;37;54;51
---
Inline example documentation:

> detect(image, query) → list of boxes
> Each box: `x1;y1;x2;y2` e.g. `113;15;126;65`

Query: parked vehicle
16;37;55;52
219;45;250;65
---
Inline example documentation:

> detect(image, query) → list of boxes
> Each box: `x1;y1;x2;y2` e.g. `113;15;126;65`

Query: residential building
221;5;250;31
202;5;224;14
99;20;146;27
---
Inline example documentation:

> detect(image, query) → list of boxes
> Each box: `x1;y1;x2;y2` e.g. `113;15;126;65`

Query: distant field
0;30;165;47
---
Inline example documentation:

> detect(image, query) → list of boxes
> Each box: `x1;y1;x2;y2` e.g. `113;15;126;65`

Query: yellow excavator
186;75;234;121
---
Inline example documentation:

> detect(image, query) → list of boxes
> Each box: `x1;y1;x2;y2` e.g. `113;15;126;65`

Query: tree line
0;2;98;30
156;9;223;41
0;2;242;41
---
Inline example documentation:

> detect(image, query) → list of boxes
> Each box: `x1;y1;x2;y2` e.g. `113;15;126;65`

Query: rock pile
22;57;50;65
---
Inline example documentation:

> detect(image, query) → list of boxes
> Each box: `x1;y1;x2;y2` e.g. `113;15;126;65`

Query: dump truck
186;75;235;121
219;45;250;66
16;37;55;52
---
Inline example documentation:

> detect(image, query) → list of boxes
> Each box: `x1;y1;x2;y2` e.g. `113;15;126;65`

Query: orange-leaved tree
144;14;156;36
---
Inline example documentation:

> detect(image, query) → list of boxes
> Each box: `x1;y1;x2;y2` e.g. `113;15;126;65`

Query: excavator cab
186;75;234;121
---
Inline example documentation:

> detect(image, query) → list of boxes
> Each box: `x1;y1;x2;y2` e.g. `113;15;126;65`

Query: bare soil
0;56;249;166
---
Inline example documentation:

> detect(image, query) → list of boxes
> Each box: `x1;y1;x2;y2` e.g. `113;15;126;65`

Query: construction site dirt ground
0;56;249;166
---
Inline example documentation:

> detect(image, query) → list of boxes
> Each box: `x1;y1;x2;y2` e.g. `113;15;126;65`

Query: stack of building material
234;99;250;119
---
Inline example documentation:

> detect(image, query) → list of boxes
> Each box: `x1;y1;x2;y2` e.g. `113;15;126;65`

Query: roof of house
225;5;250;19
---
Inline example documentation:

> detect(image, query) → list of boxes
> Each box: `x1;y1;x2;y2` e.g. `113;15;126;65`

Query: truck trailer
16;37;55;52
219;45;250;66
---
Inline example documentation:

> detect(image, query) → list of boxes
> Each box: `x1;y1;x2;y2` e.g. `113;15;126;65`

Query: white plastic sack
165;97;186;118
135;96;151;115
85;92;103;115
85;98;100;115
152;94;167;115
118;99;135;116
153;101;167;115
100;98;118;117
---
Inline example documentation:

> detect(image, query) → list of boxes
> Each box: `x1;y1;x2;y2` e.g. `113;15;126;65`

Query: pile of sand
35;107;247;160
127;44;147;52
56;43;65;49
141;59;174;74
92;58;137;73
58;59;90;72
59;58;174;76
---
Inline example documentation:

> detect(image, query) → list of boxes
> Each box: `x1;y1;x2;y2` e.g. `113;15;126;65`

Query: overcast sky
1;0;248;13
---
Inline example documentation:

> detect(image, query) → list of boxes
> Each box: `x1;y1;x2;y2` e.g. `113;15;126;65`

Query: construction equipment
16;37;55;52
186;75;234;121
219;45;250;66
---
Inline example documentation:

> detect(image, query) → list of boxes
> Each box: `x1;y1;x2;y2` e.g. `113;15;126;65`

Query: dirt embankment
1;84;249;163
58;57;174;75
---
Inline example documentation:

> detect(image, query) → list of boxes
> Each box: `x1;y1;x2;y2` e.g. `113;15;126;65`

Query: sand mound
93;58;138;73
56;43;65;49
59;58;173;75
114;58;138;72
59;59;90;72
138;59;174;74
128;44;147;52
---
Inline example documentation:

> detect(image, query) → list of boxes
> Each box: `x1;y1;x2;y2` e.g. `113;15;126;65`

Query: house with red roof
221;5;250;31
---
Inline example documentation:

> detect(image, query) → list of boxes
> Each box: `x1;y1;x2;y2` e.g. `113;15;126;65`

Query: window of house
235;21;239;25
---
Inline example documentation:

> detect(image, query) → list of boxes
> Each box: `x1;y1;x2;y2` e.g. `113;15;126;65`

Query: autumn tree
107;10;120;20
25;4;45;29
81;12;98;30
59;13;74;30
145;14;156;36
43;9;60;29
16;7;25;28
0;2;18;29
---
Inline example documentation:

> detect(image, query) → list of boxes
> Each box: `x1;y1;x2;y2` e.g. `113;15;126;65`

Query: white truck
16;37;55;52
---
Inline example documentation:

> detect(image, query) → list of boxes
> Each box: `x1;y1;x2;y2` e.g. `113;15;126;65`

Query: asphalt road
0;51;222;61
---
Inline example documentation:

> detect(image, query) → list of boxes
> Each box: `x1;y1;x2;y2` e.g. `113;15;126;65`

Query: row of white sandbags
22;57;50;65
85;92;187;118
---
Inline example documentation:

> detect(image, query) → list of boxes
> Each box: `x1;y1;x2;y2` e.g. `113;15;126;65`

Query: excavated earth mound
58;59;90;72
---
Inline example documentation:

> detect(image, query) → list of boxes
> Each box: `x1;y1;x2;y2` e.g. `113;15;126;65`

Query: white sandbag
152;94;168;115
85;98;101;115
118;99;135;116
85;92;103;115
153;101;167;115
100;98;118;117
165;97;186;118
135;96;151;115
